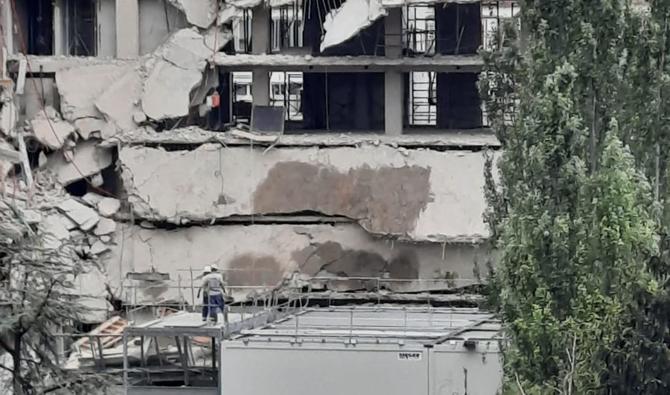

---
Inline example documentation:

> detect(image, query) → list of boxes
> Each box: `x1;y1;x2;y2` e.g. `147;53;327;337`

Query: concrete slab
119;144;495;242
58;199;101;231
104;223;490;304
47;141;113;185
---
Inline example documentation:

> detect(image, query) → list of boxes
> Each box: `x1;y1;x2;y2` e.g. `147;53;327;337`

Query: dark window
66;0;97;56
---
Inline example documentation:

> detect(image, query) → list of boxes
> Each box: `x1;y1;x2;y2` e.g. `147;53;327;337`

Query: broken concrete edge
102;126;502;149
226;0;482;9
6;54;136;74
321;0;387;52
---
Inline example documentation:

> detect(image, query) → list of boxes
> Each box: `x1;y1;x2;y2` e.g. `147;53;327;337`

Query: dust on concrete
292;241;420;279
227;254;284;287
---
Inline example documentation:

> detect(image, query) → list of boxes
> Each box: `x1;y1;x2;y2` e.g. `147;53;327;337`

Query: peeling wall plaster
119;144;495;242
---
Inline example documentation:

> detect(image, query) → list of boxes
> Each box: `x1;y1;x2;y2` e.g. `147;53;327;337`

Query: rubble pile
0;173;120;322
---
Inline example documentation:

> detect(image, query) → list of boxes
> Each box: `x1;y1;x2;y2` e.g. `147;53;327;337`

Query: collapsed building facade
0;0;518;325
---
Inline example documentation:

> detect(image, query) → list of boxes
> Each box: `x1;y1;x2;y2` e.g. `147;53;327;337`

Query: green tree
481;1;663;392
0;200;108;394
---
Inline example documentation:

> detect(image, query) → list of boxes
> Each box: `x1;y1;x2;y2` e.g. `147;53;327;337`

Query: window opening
25;0;54;55
233;9;253;53
270;71;303;122
403;5;435;56
408;71;437;126
65;0;97;56
271;3;304;52
232;72;253;124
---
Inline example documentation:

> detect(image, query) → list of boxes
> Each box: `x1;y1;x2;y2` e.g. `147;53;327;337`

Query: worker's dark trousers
201;293;209;319
207;294;225;322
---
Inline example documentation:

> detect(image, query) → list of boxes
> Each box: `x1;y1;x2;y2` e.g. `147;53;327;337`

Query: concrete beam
116;0;140;58
212;53;483;73
102;126;500;147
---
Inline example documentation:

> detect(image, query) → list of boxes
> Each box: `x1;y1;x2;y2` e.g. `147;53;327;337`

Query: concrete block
94;217;117;236
167;0;218;28
30;115;75;150
47;141;113;185
57;199;101;231
56;63;135;121
98;197;121;217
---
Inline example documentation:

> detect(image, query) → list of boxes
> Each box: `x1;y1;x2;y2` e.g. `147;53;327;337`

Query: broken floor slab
56;63;136;121
168;0;218;28
98;197;121;217
119;144;496;242
94;68;143;134
321;0;387;52
29;107;76;150
104;126;500;148
105;223;489;304
57;198;100;231
94;217;117;236
47;140;113;185
141;28;231;120
74;118;110;140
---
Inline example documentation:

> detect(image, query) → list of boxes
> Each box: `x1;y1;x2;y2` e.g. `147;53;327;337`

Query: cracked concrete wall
119;144;495;242
139;0;189;55
104;223;489;305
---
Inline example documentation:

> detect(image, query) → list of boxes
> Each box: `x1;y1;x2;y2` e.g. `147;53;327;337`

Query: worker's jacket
202;272;225;295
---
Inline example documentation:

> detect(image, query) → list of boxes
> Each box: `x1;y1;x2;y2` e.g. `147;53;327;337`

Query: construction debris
46;140;113;185
0;100;17;137
30;106;76;150
97;197;121;217
57;199;101;231
168;0;218;28
142;28;230;120
321;0;387;51
56;63;134;122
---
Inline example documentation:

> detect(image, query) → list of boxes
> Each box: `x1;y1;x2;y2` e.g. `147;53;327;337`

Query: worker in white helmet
197;265;212;321
202;264;226;323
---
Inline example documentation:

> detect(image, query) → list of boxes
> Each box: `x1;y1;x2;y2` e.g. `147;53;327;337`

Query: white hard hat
210;263;219;271
203;265;211;274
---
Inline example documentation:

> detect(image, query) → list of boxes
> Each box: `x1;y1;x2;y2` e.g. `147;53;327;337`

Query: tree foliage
481;0;670;393
0;199;108;394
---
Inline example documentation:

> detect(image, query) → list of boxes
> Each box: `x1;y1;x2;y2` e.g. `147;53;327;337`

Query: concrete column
251;6;270;55
251;5;271;106
53;0;65;55
115;0;139;58
97;0;117;58
384;72;403;135
384;9;403;135
1;0;13;55
384;8;403;58
252;69;270;106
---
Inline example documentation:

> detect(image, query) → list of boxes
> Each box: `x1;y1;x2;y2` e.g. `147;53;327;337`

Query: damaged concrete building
0;0;518;324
